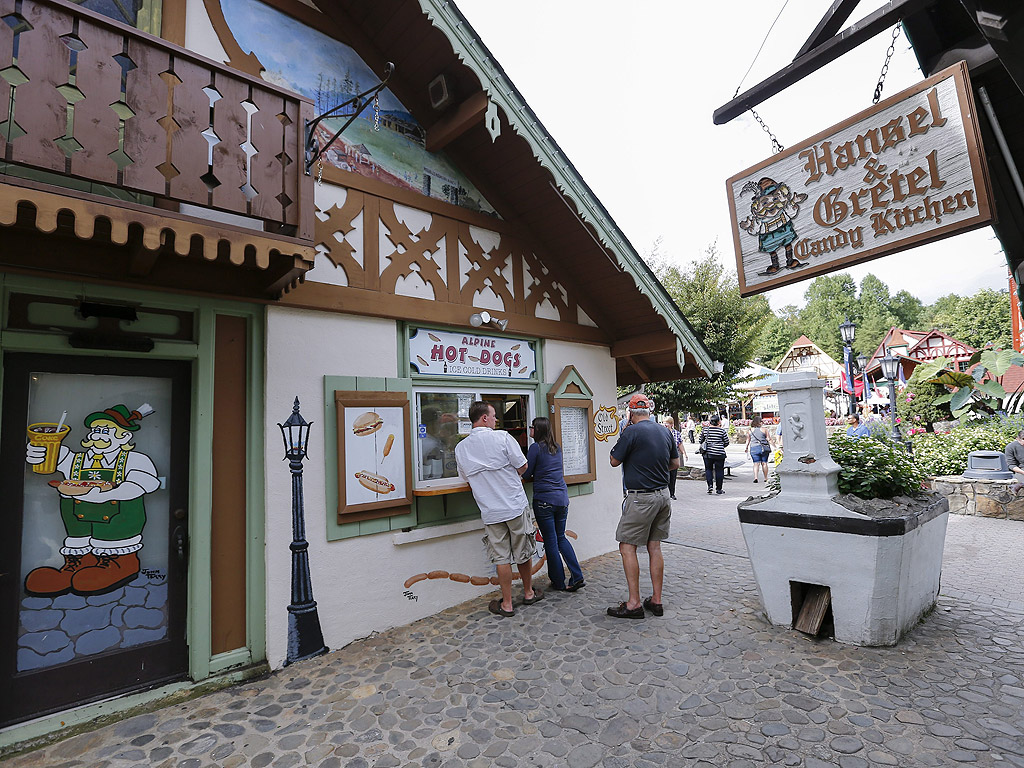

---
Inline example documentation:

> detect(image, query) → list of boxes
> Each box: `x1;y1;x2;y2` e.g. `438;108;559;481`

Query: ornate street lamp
279;397;328;665
879;353;906;448
839;318;857;416
856;354;868;411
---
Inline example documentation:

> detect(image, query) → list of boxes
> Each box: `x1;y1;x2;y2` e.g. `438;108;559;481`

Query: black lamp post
879;353;905;447
856;353;868;412
839;318;857;416
279;397;328;665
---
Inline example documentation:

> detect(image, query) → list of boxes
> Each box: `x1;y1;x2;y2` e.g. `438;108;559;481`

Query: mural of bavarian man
739;176;809;275
24;404;159;596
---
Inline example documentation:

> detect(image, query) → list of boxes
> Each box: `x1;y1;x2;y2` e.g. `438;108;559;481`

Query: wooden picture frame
334;391;413;523
546;366;597;485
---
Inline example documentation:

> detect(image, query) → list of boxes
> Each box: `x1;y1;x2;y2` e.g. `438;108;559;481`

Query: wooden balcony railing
0;0;313;238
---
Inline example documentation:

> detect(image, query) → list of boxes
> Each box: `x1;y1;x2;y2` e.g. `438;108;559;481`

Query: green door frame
0;274;266;694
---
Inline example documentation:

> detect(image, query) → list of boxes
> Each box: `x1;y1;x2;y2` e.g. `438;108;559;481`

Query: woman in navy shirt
524;417;585;592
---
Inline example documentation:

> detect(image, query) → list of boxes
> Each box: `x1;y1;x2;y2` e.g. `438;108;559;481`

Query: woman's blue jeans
533;500;583;590
703;454;725;492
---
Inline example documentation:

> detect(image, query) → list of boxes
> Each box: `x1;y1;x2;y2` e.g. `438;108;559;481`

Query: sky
455;0;1010;312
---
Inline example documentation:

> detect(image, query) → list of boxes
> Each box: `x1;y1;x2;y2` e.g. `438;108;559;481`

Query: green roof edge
419;0;713;377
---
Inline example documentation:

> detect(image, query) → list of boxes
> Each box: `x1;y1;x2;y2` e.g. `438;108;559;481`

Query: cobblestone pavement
5;462;1024;768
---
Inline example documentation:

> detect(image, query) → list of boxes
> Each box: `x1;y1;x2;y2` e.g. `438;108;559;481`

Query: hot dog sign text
409;328;536;380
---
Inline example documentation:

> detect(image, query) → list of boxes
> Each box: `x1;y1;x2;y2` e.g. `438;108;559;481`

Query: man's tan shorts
483;508;535;565
615;489;671;546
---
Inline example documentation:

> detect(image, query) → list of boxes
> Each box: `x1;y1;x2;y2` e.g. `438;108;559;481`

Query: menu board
560;406;590;477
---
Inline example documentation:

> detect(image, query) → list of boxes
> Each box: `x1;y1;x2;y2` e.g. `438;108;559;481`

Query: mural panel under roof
221;0;497;215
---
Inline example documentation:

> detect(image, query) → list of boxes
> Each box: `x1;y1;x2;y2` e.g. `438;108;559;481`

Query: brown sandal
488;599;515;618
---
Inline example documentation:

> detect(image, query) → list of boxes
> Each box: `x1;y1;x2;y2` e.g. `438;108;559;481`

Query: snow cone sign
727;62;993;297
409;328;537;379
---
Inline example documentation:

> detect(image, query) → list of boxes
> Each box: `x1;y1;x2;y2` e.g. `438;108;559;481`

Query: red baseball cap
627;393;653;410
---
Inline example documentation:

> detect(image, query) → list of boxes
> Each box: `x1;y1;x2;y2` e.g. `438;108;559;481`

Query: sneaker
670;495;677;500
707;487;713;495
606;602;645;619
643;597;664;617
753;478;759;484
716;489;725;495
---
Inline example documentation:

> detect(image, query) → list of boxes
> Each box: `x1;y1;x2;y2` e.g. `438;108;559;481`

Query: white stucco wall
263;314;625;668
542;339;623;562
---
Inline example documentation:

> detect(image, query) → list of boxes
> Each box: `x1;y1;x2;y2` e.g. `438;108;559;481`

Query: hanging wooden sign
727;62;993;297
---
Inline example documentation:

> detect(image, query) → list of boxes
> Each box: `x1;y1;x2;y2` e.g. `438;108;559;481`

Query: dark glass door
0;354;191;727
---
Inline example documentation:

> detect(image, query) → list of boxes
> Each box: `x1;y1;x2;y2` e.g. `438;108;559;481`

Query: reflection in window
414;391;531;484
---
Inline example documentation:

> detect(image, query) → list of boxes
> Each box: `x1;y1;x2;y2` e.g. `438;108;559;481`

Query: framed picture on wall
335;391;413;522
546;365;597;485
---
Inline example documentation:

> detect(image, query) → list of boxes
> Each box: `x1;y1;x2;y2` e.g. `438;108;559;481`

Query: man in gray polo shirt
1006;430;1024;478
608;393;678;619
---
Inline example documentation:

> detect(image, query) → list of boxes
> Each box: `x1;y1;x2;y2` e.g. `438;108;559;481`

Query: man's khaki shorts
483;508;535;565
615;489;671;546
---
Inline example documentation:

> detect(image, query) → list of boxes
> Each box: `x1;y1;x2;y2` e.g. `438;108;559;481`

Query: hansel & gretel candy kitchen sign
727;62;993;297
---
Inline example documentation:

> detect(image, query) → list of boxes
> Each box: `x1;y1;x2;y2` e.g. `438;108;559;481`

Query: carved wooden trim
0;178;314;289
309;183;605;336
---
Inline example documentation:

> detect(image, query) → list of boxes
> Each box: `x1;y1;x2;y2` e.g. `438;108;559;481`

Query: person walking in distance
662;416;687;500
607;393;678;619
744;415;774;484
700;414;730;495
523;417;585;592
456;401;543;617
685;415;696;444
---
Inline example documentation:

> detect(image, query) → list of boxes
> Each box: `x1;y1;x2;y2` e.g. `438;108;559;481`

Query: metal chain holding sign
750;108;784;154
873;23;903;104
374;94;380;131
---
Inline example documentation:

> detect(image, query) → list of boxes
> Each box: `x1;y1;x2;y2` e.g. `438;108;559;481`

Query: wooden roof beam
713;0;935;125
794;0;865;60
624;355;652;383
425;91;489;153
611;331;678;358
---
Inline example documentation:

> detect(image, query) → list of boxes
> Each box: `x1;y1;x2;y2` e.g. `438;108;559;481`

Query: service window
414;387;534;489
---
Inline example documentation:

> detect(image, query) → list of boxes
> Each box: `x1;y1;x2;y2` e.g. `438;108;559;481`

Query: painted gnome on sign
739;177;808;275
25;404;159;596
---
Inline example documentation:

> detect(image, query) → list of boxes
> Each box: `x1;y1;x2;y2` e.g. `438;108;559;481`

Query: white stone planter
738;371;950;647
738;495;949;646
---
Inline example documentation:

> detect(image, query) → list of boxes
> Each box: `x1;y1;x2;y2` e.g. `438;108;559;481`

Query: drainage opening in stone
790;582;834;638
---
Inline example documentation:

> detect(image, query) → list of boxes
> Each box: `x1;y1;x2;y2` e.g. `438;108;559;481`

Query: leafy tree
919;293;960;330
928;289;1012;350
890;289;923;329
855;274;898;358
755;312;799;368
797;274;859;360
895;366;953;431
645;244;772;413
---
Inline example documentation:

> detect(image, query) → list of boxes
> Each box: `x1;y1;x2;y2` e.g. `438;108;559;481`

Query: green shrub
829;434;926;499
911;416;1024;476
769;433;926;499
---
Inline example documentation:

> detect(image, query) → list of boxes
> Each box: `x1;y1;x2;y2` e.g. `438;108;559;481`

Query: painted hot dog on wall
354;470;395;494
352;411;383;436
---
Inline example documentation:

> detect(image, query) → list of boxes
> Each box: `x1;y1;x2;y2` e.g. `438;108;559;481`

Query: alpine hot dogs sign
727;62;993;297
409;327;537;379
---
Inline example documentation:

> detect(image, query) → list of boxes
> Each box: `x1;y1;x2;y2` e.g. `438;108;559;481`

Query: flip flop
488;599;515;618
522;589;544;605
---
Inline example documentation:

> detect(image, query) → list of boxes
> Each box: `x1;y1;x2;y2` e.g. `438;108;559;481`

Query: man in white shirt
456;401;543;617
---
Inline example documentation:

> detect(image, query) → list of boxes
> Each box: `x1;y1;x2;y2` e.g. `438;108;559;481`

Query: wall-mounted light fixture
469;311;508;332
